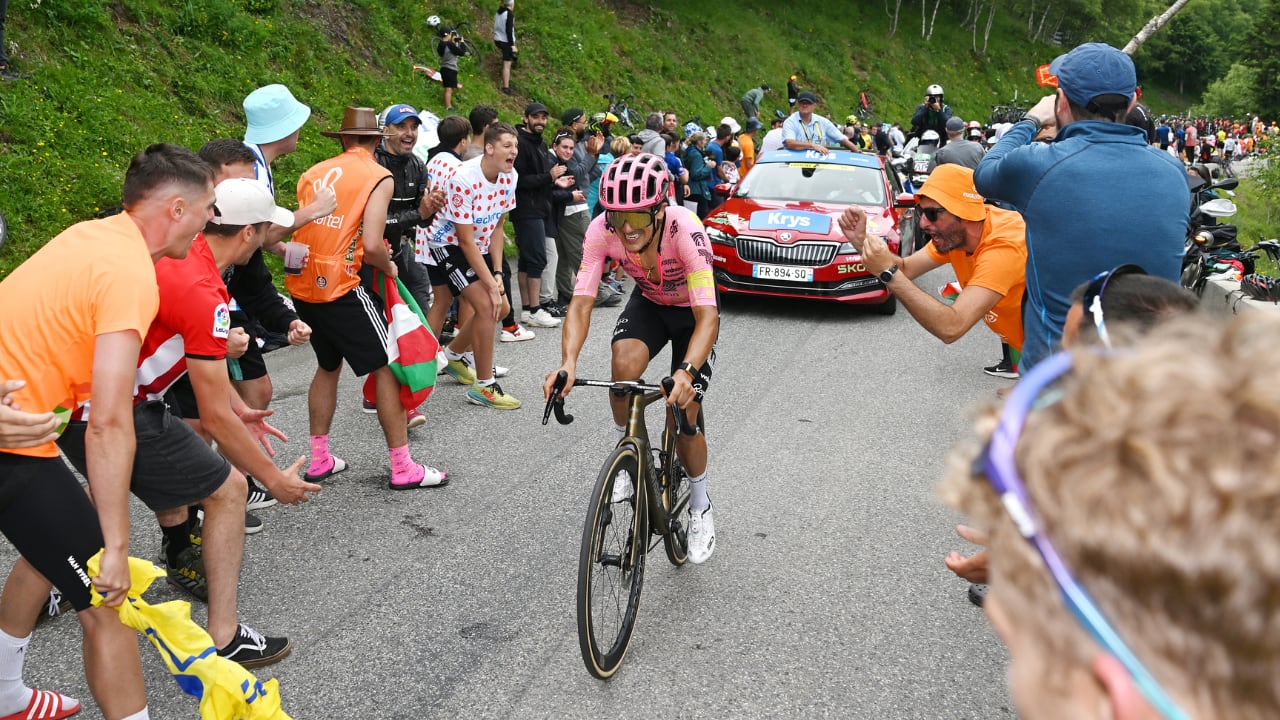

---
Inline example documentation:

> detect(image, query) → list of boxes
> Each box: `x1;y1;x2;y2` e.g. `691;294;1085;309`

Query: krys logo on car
747;210;832;235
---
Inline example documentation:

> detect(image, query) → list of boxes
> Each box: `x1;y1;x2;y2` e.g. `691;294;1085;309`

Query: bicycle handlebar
541;371;697;435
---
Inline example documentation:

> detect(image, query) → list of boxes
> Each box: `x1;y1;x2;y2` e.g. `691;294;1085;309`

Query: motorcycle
1180;168;1241;295
890;130;941;194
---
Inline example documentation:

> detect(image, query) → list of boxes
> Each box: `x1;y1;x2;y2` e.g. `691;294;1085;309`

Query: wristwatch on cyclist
676;362;702;384
878;264;899;285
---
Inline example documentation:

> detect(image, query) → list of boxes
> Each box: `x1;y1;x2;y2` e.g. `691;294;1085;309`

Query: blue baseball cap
1049;42;1136;107
243;85;312;144
381;104;420;127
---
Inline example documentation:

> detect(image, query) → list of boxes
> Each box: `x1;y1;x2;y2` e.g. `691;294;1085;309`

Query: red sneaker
407;407;427;429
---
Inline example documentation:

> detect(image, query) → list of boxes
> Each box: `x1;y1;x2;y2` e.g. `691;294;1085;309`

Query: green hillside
0;0;1197;275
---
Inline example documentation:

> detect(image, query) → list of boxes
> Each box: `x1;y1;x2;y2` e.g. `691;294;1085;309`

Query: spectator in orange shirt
837;164;1026;356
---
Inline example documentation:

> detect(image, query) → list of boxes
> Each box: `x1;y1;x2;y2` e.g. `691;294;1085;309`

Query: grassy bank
0;0;1194;276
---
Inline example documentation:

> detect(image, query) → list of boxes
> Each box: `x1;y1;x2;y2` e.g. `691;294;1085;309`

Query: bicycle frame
544;374;695;543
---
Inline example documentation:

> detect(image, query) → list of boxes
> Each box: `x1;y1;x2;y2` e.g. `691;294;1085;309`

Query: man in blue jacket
974;42;1188;371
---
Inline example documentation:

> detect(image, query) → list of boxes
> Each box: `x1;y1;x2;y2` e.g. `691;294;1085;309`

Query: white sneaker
687;503;716;564
611;469;634;503
436;349;449;375
523;308;563;328
461;351;509;378
500;324;536;342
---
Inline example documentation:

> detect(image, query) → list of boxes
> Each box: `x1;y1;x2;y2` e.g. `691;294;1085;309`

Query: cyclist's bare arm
668;305;717;408
544;295;595;402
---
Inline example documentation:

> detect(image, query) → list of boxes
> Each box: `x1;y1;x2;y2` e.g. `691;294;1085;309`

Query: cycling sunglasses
605;206;661;232
919;206;950;222
1082;264;1147;348
973;351;1192;720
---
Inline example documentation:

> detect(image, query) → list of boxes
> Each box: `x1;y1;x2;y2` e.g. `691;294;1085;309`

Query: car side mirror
894;192;917;208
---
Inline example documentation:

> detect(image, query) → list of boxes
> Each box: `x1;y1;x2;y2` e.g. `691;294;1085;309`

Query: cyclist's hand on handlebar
543;366;575;402
665;371;696;408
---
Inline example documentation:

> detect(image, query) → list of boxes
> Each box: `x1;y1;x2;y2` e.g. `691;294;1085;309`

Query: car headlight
707;227;736;247
837;242;857;255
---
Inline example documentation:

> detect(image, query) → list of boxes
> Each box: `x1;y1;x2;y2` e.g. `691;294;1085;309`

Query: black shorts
293;284;390;376
58;400;230;512
495;41;516;61
227;310;269;381
165;374;200;420
426;257;450;289
0;452;106;611
441;67;459;89
513;217;548;275
612;289;717;403
429;244;485;297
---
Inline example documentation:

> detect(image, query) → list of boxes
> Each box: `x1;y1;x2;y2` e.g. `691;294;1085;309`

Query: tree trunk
921;0;927;38
885;0;903;37
1033;4;1051;43
1122;0;1194;55
1027;0;1036;36
925;0;943;41
982;1;998;54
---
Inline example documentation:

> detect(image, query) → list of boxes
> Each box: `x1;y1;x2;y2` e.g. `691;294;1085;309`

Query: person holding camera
436;26;468;113
910;83;953;146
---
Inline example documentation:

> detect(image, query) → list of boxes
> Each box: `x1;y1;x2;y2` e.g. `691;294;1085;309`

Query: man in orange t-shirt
837;164;1026;355
0;143;214;720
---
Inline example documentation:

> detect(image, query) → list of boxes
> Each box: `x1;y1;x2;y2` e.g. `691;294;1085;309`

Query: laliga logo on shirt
212;303;230;339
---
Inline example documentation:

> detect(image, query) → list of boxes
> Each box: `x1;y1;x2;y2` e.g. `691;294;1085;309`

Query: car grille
735;236;837;267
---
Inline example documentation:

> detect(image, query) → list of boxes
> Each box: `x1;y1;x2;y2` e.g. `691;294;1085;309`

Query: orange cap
916;165;987;221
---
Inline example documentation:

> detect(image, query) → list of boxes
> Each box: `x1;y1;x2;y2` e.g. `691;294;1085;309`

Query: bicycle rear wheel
577;444;648;679
659;429;691;566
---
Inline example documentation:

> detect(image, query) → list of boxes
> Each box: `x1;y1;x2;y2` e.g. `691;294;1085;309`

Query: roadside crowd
0;34;1277;719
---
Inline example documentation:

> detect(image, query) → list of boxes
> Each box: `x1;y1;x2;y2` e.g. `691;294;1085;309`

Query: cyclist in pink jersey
545;153;720;563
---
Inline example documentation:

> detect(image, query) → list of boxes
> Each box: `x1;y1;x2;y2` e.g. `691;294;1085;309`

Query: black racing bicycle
543;371;701;679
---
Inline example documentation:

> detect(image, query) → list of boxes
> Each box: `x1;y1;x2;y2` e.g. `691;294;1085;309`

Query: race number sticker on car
752;264;814;282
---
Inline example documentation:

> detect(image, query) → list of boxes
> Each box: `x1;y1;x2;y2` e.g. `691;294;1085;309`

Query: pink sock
308;435;332;475
389;445;415;475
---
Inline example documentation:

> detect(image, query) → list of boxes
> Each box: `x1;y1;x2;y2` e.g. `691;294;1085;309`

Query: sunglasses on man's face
919;206;949;222
605;206;661;232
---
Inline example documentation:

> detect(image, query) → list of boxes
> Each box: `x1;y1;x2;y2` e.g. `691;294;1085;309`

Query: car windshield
735;162;887;206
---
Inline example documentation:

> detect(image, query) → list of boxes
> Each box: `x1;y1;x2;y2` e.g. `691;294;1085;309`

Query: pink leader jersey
574;205;717;308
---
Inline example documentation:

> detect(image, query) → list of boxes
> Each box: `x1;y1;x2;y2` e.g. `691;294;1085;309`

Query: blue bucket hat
243;84;312;144
1049;42;1137;107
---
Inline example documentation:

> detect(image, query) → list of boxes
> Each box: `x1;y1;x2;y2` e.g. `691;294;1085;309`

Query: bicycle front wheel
660;429;691;566
577;444;648;679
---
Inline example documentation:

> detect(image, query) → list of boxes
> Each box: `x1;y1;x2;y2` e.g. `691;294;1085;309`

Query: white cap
211;178;295;227
720;116;742;134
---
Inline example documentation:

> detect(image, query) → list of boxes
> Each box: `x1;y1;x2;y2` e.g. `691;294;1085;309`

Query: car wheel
874;295;898;316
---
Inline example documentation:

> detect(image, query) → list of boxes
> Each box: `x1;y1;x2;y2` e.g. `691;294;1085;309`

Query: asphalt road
8;274;1019;719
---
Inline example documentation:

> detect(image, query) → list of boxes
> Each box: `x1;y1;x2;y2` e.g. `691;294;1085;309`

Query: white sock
476;377;495;388
688;471;709;513
444;348;464;362
0;627;31;713
612;424;626;445
121;709;151;720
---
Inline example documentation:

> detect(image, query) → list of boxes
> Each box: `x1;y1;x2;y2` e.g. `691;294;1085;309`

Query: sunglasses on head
974;351;1192;720
553;131;574;143
1082;264;1147;348
605;205;662;232
919;206;949;222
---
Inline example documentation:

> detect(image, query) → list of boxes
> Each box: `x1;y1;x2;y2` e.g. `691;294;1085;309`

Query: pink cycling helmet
599;153;671;211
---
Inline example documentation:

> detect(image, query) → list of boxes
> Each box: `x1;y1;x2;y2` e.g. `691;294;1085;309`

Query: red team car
703;148;917;314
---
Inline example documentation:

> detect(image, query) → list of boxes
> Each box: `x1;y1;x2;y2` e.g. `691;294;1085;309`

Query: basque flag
376;271;439;409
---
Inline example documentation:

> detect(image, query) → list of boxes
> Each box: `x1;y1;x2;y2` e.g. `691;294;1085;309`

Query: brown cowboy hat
320;106;392;138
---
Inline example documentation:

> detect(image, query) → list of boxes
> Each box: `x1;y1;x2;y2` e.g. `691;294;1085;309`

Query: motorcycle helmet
926;84;944;97
599;153;671;210
588;111;618;134
427;15;441;27
921;130;941;144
